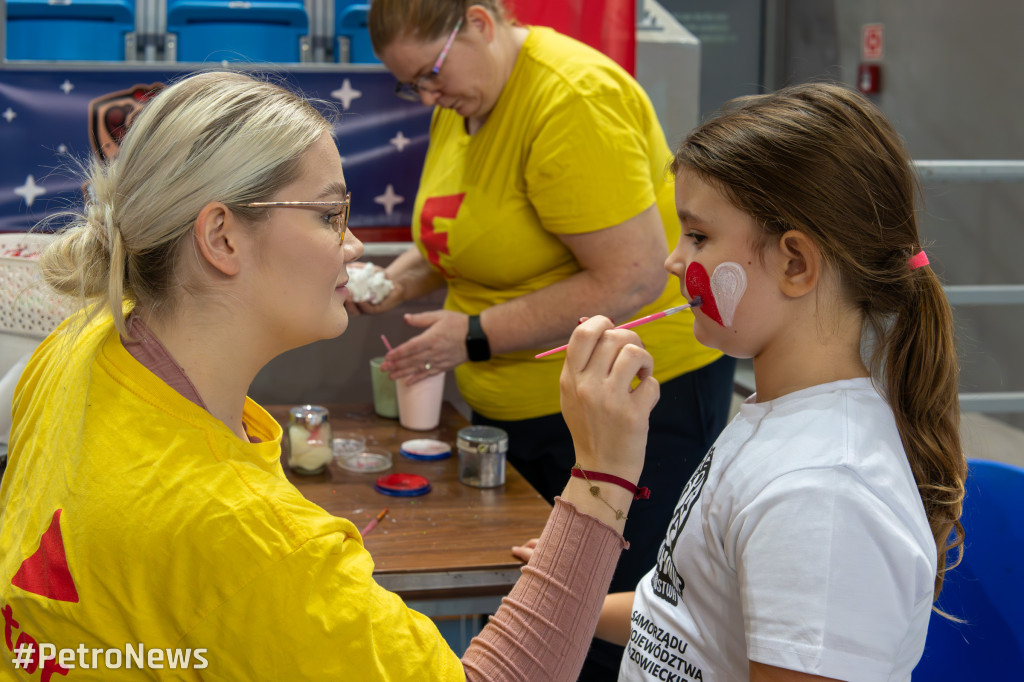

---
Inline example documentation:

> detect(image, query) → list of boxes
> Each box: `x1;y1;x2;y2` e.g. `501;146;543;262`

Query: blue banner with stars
0;68;432;239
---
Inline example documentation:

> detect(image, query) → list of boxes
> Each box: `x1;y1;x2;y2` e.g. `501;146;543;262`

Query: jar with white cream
286;405;333;475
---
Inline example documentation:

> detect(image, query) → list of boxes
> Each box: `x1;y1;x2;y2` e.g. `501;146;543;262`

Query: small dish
337;445;392;473
333;432;367;459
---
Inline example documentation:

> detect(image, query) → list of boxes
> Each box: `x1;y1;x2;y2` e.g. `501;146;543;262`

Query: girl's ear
193;202;243;277
776;229;821;298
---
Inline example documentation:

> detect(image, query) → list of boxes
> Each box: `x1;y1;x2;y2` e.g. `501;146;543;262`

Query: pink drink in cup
396;372;445;430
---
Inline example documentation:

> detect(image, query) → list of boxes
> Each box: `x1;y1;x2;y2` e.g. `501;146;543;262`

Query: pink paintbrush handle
361;507;389;535
533;298;700;359
615;310;668;330
533;344;571;359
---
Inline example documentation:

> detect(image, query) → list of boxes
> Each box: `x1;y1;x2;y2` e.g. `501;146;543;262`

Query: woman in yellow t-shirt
361;3;736;676
1;70;657;681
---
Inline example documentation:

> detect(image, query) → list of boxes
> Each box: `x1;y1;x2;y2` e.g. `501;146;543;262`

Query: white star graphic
374;184;405;215
389;131;411;152
2;108;16;123
14;175;46;207
60;79;75;94
331;78;362;110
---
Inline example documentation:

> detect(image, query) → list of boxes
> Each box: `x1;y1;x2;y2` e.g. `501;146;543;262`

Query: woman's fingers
563;316;616;374
565;319;652;391
560;320;657;481
380;310;468;382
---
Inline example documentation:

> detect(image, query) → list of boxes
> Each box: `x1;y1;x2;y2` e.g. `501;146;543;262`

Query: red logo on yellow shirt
420;193;465;279
11;510;79;604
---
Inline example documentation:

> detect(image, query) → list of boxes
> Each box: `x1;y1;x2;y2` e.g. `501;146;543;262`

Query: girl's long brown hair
672;82;965;600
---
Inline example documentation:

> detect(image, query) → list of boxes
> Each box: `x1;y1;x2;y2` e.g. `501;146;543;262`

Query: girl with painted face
565;83;967;680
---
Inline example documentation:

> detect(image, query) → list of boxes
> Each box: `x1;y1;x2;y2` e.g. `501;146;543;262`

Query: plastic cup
370;356;398;419
396;372;445;431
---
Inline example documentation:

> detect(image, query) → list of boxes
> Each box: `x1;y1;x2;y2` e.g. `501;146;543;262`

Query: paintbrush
534;297;702;359
360;507;389;536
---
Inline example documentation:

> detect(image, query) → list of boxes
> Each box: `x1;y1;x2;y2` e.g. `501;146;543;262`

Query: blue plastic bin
6;0;135;61
335;3;379;64
167;0;308;63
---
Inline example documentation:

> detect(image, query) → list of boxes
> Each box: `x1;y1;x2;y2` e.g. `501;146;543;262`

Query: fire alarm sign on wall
859;23;884;93
862;23;884;61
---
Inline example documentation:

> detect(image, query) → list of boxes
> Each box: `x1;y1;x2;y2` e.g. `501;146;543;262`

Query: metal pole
1;0;8;63
914;160;1024;183
959;393;1024;414
944;285;1024;306
150;0;161;62
157;0;167;35
307;0;320;62
325;0;335;63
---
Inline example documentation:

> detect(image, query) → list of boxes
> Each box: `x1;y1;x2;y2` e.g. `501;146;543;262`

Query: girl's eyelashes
684;231;707;245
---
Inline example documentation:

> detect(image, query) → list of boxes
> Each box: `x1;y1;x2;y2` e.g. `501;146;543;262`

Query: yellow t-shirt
413;27;721;421
0;312;463;680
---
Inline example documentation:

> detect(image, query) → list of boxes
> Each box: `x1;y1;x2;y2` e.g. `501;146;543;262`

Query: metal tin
457;426;508;488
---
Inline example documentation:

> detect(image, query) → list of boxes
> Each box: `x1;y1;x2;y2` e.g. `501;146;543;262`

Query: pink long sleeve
461;497;628;681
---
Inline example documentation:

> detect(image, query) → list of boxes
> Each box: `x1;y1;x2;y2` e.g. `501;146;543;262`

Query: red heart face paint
685;261;748;328
686;262;723;326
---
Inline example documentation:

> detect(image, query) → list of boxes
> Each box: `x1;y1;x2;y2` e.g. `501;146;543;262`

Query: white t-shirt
621;378;936;682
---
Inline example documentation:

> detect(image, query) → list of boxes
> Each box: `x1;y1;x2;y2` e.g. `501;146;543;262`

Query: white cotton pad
347;264;395;305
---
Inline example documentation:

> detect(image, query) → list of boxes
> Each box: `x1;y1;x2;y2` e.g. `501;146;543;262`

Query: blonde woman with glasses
0;71;656;680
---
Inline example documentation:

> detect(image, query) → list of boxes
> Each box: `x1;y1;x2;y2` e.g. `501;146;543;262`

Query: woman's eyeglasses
394;16;463;102
244;193;352;245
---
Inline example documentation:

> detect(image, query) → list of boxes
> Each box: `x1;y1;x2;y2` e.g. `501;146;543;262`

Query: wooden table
267;402;552;615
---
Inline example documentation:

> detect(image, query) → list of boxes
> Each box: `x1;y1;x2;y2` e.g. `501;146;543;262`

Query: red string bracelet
571;465;651;500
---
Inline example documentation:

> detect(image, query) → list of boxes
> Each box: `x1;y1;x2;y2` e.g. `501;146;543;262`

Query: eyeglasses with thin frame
394;16;464;102
243;193;352;245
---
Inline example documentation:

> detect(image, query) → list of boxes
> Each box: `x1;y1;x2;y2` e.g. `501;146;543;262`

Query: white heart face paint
709;262;747;327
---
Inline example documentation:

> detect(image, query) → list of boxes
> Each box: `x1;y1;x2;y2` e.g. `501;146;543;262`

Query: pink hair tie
908;250;930;270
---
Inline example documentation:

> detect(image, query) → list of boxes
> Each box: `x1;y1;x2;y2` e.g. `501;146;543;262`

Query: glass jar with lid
286;405;333;475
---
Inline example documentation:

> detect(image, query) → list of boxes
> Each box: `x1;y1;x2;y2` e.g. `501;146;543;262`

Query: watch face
467;315;491;361
467;339;488;362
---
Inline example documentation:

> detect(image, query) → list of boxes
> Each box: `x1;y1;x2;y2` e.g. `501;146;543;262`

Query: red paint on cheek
685;262;724;326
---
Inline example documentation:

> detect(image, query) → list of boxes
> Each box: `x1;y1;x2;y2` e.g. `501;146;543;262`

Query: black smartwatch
465;314;491;362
